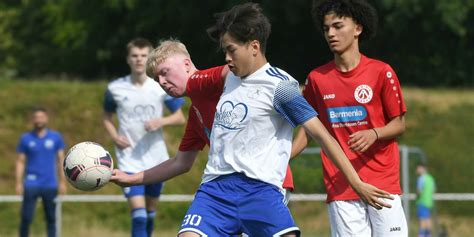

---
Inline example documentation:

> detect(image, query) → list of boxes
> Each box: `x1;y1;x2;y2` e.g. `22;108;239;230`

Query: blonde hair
146;39;191;78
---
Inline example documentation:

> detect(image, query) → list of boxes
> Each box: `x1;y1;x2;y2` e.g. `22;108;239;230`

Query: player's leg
327;200;371;237
19;187;39;237
238;176;300;237
144;182;164;237
417;204;432;237
124;185;147;237
41;188;58;237
368;195;408;237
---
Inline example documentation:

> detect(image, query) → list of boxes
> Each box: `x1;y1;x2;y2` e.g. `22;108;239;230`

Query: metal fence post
55;196;62;237
401;145;410;231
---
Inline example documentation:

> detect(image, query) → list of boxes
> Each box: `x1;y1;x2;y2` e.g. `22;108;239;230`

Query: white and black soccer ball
63;141;114;191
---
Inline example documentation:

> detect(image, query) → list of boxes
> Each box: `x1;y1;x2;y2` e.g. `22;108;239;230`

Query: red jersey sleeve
302;74;319;110
186;66;226;98
379;65;407;119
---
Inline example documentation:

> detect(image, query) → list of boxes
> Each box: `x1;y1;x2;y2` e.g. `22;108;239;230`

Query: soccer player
103;38;186;237
291;0;408;236
112;3;392;236
147;38;298;205
16;107;66;237
416;162;436;237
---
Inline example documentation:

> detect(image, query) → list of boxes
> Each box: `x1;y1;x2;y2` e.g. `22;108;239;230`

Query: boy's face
127;46;151;75
416;165;425;175
221;32;257;78
322;13;362;54
152;54;189;97
31;111;48;130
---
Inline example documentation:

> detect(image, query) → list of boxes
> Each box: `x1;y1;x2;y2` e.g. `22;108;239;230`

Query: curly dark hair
207;2;271;54
311;0;378;41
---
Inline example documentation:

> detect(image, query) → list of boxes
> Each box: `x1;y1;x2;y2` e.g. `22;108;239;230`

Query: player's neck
130;73;148;86
188;64;198;77
334;45;361;72
34;127;47;137
243;55;267;79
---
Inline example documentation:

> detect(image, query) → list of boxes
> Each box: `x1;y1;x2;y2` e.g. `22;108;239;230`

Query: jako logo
390;226;401;232
323;94;335;100
327;106;367;123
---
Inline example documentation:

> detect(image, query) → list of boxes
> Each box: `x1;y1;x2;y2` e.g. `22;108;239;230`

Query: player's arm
56;149;67;194
290;127;309;160
103;111;130;149
145;96;186;132
302;117;393;209
348;115;406;152
111;150;199;186
15;153;26;195
144;109;186;131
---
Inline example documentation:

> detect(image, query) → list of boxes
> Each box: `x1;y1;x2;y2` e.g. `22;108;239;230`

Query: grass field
0;79;473;236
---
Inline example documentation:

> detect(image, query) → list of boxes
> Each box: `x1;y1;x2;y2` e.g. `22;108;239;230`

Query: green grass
0;80;473;235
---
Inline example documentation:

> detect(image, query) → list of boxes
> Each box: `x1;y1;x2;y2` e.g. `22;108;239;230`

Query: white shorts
328;195;407;237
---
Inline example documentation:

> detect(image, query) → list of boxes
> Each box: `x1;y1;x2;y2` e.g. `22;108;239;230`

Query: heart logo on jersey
215;101;248;130
133;105;156;121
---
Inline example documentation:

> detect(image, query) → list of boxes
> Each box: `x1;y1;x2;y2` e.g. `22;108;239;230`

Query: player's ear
183;58;191;73
250;40;260;56
355;24;363;38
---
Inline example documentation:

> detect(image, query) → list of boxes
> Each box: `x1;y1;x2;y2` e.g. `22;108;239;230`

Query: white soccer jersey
203;63;317;188
104;76;184;173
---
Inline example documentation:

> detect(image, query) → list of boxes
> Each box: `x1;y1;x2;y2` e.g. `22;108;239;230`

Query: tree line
0;0;472;87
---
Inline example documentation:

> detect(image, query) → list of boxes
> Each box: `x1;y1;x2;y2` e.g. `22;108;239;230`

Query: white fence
1;145;472;236
1;193;474;237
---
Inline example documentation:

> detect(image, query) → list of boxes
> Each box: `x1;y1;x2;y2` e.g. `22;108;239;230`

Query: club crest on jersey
215;101;248;130
354;84;373;104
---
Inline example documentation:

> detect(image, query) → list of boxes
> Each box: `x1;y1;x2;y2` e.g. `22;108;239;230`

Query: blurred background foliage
0;0;473;86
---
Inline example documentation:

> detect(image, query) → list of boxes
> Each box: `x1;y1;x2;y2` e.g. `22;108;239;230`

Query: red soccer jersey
179;66;226;152
303;55;406;202
178;65;294;190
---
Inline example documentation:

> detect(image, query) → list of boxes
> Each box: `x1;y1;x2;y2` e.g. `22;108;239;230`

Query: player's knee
281;230;299;237
178;232;201;237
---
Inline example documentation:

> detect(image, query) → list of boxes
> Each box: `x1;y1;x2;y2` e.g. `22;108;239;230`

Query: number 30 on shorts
182;214;202;227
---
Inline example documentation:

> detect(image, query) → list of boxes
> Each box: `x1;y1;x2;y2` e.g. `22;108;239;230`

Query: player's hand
114;136;131;149
110;169;135;187
16;183;23;195
348;129;377;152
353;182;393;210
58;181;67;195
145;119;164;132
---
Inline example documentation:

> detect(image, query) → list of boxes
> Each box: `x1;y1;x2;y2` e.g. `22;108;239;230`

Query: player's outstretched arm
290;128;309;160
111;150;199;187
301;117;394;209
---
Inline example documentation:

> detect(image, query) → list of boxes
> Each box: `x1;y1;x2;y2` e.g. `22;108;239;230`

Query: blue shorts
417;204;431;219
178;173;300;237
122;181;164;198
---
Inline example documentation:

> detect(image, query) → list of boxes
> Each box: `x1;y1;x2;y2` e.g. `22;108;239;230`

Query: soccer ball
63;141;114;191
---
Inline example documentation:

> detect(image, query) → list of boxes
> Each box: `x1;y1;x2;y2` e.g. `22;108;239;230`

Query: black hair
311;0;378;41
207;2;271;54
